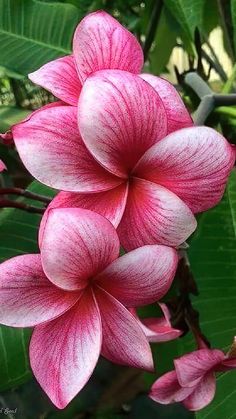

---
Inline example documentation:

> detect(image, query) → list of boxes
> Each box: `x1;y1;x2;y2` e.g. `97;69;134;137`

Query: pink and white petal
0;254;80;327
174;348;225;388
140;74;193;134
141;317;182;343
30;289;102;409
29;55;81;106
73;11;143;84
78;70;167;177
150;371;194;404
96;244;178;306
41;208;120;291
94;287;153;372
130;308;182;343
39;182;128;247
0;159;6;172
117;178;197;251
183;373;216;411
13;104;121;192
134;126;235;213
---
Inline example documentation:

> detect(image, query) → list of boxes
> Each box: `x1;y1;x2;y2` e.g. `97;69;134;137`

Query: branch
168;253;211;349
0;187;51;203
143;0;163;61
0;199;45;214
185;72;236;125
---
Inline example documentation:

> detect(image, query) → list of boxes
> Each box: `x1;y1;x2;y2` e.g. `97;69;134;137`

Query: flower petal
41;208;120;291
140;74;193;134
150;371;194;404
0;159;6;171
183;373;216;411
94;287;153;372
29;55;81;106
174;348;225;388
78;70;167;177
220;356;236;369
140;303;182;342
30;289;102;409
73;11;143;83
117;178;197;251
134;126;235;213
141;317;182;342
0;254;80;327
13;104;121;192
96;245;178;306
39;182;128;246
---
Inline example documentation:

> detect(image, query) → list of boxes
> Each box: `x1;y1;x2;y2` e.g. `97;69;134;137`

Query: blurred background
0;1;236;418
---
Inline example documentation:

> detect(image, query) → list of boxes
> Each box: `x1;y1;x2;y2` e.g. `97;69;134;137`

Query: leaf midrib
0;27;71;55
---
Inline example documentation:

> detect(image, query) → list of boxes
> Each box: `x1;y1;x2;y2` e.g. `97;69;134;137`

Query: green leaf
0;181;55;390
231;0;236;53
164;0;205;52
0;106;30;132
0;0;80;76
148;8;178;75
187;170;236;417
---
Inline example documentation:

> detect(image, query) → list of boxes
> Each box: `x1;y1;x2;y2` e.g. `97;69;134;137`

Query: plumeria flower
0;208;178;408
150;343;236;411
22;68;234;251
131;304;182;342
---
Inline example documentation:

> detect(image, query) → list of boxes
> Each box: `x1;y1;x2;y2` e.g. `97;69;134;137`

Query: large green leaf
0;181;55;390
186;170;236;417
0;0;80;76
148;8;178;75
164;0;205;51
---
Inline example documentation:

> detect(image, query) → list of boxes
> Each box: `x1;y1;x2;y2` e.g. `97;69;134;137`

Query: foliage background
0;0;236;418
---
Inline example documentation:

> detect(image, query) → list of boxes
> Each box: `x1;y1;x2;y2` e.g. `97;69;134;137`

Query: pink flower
25;68;234;250
0;207;178;408
150;345;236;411
131;303;182;342
12;70;234;250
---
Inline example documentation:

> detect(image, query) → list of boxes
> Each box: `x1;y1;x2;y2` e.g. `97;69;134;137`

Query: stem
185;72;236;125
0;188;51;203
0;199;45;214
194;95;215;125
215;93;236;105
143;0;163;61
185;72;212;98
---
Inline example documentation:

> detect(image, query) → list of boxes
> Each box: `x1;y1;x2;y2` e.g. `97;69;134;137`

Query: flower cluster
0;10;235;411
